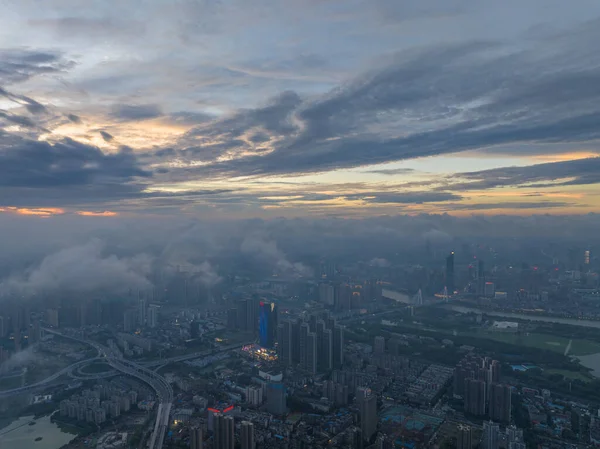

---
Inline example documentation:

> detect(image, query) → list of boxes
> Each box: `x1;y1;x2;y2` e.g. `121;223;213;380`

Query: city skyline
2;1;600;218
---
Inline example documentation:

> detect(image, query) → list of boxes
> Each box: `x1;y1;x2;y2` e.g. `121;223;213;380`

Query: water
575;354;600;378
0;414;77;449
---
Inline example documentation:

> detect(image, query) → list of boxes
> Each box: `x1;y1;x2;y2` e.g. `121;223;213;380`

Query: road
40;329;173;449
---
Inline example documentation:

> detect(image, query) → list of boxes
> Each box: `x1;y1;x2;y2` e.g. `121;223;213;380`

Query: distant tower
240;421;255;449
191;426;203;449
446;252;455;294
414;289;423;306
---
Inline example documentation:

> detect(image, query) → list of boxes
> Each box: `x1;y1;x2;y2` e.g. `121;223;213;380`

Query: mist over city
3;1;600;449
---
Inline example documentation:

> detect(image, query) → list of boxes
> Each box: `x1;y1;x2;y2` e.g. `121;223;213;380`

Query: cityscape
3;0;600;449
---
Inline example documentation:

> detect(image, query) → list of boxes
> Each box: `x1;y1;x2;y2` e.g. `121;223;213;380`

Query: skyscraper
333;325;344;368
214;414;234;449
138;297;147;326
277;320;293;367
240;421;255;449
477;260;486;296
352;427;364;449
446;252;455;294
147;306;158;328
482;421;499;449
357;387;377;442
123;309;137;332
322;328;333;371
299;322;309;368
191;426;203;449
259;301;277;348
306;332;317;374
457;424;472;449
464;378;486;416
489;384;511;423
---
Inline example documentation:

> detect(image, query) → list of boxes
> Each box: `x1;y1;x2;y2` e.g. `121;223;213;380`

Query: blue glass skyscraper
259;301;277;348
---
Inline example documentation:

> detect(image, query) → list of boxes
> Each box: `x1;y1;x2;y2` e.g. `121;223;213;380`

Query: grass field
545;368;594;383
473;331;600;356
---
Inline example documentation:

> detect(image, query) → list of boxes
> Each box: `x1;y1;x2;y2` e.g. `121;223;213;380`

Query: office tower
291;319;301;364
259;301;277;348
214;414;235;449
489;384;511;423
227;308;237;330
322;329;333;371
191;426;203;449
373;336;385;355
319;283;335;305
240;421;255;449
457;424;472;449
446;251;455;294
147;306;158;328
306;332;317;374
267;382;287;415
482;421;500;449
490;360;501;383
299;322;309;368
357;387;377;442
123;309;137;332
352;427;364;449
464;379;486;416
138;297;147;326
46;308;59;327
333;325;344;368
277;320;293;366
31;319;42;343
477;260;486;295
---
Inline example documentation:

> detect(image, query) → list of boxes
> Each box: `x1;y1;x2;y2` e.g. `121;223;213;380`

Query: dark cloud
438;201;573;211
0;87;47;114
109;103;163;121
365;168;415;176
161;20;600;179
66;114;82;123
347;191;461;204
452;157;600;190
99;130;114;142
0;48;74;85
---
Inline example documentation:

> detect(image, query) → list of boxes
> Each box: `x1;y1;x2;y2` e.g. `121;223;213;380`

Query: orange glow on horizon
0;207;65;217
76;211;118;217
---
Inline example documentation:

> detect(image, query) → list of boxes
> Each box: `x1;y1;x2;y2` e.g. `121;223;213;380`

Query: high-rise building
333;325;344;368
227;308;237;330
214;413;235;449
191;426;203;449
319;283;335;305
585;250;591;265
352;427;364;449
489;384;511;423
357;387;377;442
484;282;495;298
482;421;500;449
446;252;455;294
123;309;137;332
46;308;59;328
259;301;277;348
138;297;147;326
477;260;486;296
373;336;385;355
147;306;158;328
299;322;309;368
30;319;42;344
267;382;286;415
240;421;255;449
0;315;5;338
457;424;472;449
464;379;486;416
306;332;317;374
277;319;293;366
322;328;333;371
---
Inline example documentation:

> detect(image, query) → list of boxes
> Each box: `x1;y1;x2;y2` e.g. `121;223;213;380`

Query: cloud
0;48;74;85
99;130;114;142
240;233;312;277
364;168;415;176
0;239;153;297
109;104;163;121
347;191;461;204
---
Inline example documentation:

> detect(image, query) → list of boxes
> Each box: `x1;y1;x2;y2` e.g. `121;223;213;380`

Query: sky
2;0;600;218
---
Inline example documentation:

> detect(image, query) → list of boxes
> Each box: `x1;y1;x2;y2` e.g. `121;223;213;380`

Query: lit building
259;301;277;348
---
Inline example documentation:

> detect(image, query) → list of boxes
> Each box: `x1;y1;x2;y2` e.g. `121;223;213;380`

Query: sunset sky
2;0;600;218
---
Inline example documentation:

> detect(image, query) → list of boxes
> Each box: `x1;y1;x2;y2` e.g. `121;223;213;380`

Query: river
0;414;77;449
447;305;600;329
